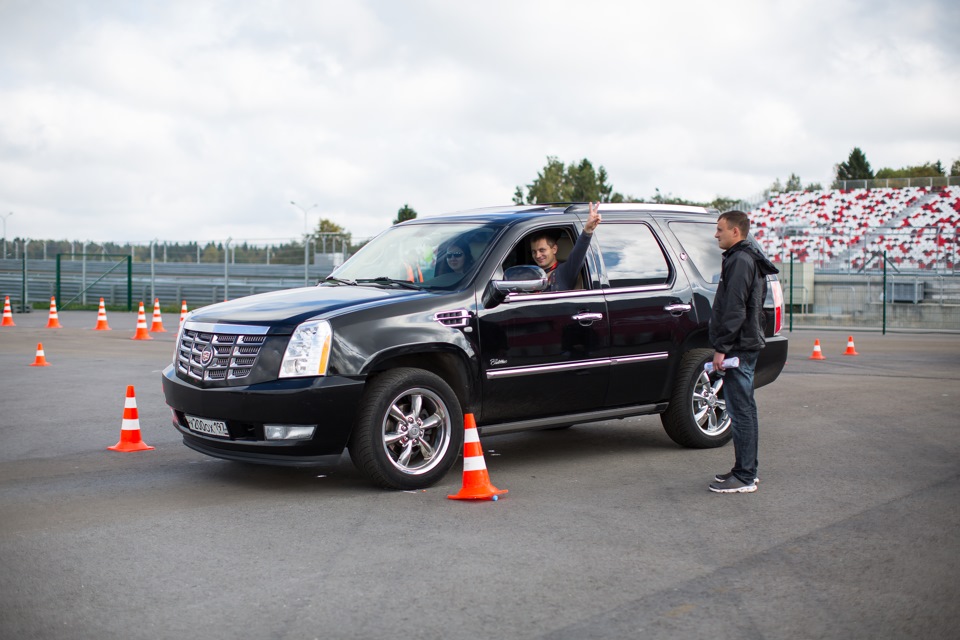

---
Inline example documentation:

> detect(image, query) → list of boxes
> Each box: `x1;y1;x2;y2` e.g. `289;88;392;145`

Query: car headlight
279;319;333;378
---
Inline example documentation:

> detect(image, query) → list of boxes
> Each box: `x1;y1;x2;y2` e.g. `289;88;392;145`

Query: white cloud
0;0;958;245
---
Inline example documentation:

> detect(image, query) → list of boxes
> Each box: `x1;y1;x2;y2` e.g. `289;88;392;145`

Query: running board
477;403;667;436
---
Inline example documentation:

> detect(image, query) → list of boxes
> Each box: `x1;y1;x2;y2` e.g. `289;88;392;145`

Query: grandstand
750;186;960;272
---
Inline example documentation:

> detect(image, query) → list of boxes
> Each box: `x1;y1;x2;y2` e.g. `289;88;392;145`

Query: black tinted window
670;221;722;284
595;223;671;287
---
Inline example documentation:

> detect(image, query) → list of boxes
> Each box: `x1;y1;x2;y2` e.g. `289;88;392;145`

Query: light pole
224;237;232;301
1;212;12;260
290;201;318;286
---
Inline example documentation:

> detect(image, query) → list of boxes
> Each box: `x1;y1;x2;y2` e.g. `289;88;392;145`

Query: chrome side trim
601;283;672;294
486;352;669;379
610;352;669;365
486;357;610;379
504;289;601;302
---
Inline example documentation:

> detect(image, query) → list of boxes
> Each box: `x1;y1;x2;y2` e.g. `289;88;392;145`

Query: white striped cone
94;298;111;330
2;296;14;326
843;336;859;356
448;414;507;501
131;301;152;340
29;342;51;366
809;339;825;360
149;298;166;332
46;297;62;328
108;385;154;452
178;300;188;329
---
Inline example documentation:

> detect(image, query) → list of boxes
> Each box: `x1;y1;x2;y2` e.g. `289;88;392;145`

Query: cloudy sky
1;0;958;246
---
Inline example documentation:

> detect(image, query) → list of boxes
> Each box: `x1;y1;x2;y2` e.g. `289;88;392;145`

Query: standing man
529;202;601;291
707;210;779;494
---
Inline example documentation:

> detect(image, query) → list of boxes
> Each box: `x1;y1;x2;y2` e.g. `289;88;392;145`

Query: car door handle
664;304;692;315
572;312;604;324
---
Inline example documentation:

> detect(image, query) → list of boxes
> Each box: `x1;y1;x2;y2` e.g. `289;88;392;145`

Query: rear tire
349;368;463;490
660;349;732;448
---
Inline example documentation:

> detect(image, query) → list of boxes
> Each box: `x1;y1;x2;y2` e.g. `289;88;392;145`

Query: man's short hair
718;210;750;237
529;230;560;247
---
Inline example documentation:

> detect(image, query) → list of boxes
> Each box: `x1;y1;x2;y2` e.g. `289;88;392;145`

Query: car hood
185;284;428;333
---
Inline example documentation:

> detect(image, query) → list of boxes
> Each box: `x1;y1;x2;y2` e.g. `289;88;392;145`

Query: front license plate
185;415;229;437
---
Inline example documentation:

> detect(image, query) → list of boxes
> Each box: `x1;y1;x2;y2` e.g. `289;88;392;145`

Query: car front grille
178;329;267;381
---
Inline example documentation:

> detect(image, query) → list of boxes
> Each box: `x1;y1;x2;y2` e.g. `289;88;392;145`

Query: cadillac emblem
200;345;215;367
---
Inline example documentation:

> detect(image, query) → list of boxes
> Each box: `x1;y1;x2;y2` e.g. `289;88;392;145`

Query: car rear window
669;221;722;284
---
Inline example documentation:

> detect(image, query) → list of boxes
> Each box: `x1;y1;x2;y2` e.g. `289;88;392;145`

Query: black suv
162;203;787;489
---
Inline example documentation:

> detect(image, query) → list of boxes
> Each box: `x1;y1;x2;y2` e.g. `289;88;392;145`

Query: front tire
349;368;463;490
660;349;732;448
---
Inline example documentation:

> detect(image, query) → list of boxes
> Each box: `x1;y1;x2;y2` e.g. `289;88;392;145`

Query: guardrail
0;259;337;309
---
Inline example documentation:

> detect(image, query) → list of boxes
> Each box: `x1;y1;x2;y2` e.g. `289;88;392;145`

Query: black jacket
709;240;779;354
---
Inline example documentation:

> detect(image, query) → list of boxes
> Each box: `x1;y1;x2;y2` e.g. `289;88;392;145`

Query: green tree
201;241;221;263
393;204;417;225
515;156;625;204
768;174;822;195
709;197;742;212
875;161;945;179
834;147;874;186
313;218;352;249
516;156;567;203
650;188;699;206
951;159;960;177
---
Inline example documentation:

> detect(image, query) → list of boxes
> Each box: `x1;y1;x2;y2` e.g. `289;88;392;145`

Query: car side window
495;226;591;291
594;223;671;288
669;221;722;284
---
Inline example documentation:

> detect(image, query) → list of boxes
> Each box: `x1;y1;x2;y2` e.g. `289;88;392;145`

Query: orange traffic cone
809;339;826;360
843;335;859;356
2;296;14;326
131;301;153;340
448;414;508;501
149;298;166;332
46;297;62;328
108;385;154;452
178;300;188;330
93;297;111;331
29;342;51;366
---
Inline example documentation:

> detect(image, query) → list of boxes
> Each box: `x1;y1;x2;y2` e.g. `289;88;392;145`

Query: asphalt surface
1;309;958;639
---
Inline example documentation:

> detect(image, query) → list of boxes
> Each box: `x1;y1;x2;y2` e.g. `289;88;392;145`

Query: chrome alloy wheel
380;386;452;476
691;370;731;437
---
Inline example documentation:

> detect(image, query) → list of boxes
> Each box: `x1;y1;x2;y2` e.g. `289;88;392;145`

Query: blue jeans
721;350;760;483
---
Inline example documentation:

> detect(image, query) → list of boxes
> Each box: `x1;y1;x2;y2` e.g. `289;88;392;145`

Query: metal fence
779;264;960;332
0;257;341;311
836;176;960;190
3;255;958;332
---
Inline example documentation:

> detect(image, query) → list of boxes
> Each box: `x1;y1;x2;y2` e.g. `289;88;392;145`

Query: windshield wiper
355;277;423;290
323;276;357;286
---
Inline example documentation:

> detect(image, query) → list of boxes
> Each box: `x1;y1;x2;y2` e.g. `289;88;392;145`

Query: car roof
410;202;715;226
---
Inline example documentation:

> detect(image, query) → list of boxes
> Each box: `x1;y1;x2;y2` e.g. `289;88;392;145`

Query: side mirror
497;265;548;293
483;265;548;308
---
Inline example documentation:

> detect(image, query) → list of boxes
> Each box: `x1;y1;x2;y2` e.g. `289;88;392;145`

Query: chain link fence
778;259;960;332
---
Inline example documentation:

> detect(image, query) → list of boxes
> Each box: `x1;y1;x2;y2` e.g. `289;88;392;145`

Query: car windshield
328;222;502;290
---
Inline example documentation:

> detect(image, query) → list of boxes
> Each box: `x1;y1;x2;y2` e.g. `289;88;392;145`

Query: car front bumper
161;365;365;466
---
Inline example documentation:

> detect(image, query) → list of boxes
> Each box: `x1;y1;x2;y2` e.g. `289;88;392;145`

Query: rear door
594;220;698;406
